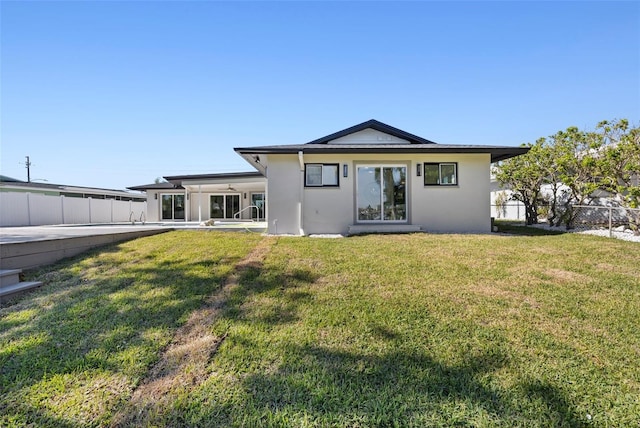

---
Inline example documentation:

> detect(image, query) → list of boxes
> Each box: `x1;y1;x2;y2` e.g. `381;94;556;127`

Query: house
0;176;146;202
129;120;529;235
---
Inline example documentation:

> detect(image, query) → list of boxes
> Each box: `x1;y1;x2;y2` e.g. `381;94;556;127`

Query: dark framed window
424;163;457;186
305;163;339;187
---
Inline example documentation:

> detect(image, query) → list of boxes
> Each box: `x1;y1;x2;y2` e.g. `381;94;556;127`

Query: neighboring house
131;120;528;235
0;177;146;201
491;177;636;223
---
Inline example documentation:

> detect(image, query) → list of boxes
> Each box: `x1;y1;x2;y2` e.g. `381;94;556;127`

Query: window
305;164;339;187
424;163;457;186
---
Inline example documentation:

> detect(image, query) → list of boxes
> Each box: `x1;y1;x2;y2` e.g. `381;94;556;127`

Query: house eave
163;171;264;183
234;145;530;163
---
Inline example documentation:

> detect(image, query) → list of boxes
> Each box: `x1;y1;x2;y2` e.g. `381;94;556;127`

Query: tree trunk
524;201;538;225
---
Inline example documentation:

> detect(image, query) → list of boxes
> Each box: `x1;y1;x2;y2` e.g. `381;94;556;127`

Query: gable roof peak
306;119;438;145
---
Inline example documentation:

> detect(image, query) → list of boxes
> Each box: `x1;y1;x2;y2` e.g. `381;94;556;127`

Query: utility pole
25;156;31;182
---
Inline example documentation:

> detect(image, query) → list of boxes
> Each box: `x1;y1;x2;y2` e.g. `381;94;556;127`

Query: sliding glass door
161;194;185;220
251;193;265;220
356;165;407;222
210;194;240;219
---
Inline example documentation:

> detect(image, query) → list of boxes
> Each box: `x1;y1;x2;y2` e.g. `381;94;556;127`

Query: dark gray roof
2;180;137;194
163;171;264;182
234;119;529;163
236;144;529;163
305;119;437;145
127;182;182;191
128;172;264;190
0;175;25;183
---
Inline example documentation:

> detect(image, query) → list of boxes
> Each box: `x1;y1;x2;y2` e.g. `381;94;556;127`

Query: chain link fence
492;201;640;239
571;205;640;237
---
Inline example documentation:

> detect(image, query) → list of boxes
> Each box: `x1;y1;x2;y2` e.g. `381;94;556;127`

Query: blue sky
2;1;638;190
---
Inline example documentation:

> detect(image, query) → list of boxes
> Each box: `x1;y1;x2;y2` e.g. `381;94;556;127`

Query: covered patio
129;172;267;224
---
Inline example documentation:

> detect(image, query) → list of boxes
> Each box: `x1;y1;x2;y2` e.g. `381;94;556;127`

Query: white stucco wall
265;152;491;235
264;155;302;234
145;191;160;221
300;153;354;235
410;153;490;233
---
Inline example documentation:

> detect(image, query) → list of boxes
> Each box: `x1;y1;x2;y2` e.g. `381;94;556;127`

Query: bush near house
1;231;639;426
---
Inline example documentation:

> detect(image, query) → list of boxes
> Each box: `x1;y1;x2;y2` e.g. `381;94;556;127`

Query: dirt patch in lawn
110;237;274;427
545;268;590;284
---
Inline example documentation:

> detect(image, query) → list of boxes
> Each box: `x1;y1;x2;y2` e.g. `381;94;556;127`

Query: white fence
491;202;526;221
0;192;147;227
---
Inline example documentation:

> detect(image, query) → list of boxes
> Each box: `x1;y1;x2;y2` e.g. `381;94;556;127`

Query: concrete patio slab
0;222;267;270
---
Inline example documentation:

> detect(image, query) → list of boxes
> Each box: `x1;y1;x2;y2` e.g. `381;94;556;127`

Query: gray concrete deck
0;224;167;244
0;222;268;270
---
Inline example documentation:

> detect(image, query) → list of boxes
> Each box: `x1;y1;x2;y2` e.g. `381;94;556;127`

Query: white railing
130;211;146;225
233;205;261;221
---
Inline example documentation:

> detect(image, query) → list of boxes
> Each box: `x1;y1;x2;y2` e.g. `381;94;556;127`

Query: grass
1;230;639;426
494;220;566;236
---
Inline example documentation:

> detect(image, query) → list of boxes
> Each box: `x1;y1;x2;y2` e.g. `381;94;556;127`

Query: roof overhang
235;144;530;163
163;171;266;193
127;182;181;191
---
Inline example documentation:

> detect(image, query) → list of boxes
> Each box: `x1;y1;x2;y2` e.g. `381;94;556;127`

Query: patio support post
184;189;189;222
298;151;305;236
198;184;202;223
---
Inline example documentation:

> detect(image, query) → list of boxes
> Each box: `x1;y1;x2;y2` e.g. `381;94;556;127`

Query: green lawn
1;230;638;427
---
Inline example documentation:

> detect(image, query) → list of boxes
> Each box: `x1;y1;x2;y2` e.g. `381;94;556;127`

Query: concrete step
348;224;423;235
0;281;43;300
0;269;43;301
0;269;22;287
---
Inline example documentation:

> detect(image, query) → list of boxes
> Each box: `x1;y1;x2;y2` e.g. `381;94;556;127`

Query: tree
595;119;640;234
494;141;545;225
552;126;602;229
535;137;565;226
494;119;637;230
